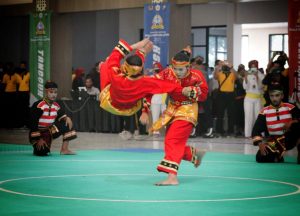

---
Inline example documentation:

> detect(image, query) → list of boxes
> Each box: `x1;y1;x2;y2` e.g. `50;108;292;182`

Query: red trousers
157;120;197;175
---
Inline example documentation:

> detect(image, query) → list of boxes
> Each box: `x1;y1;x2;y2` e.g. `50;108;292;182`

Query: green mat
0;147;300;216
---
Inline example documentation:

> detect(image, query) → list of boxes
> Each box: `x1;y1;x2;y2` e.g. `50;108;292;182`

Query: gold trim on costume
150;102;198;132
31;131;41;137
157;159;179;173
171;58;190;67
99;85;142;116
63;131;77;140
253;136;263;142
122;61;143;77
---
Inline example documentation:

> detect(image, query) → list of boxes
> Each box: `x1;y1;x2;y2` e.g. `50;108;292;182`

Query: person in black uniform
252;85;300;163
29;81;77;156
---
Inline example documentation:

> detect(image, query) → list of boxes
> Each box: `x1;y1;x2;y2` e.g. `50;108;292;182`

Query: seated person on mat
252;84;300;163
29;81;77;156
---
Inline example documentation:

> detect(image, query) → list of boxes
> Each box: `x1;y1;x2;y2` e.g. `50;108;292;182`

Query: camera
221;65;231;75
270;68;282;74
248;67;258;74
277;51;283;55
274;51;283;56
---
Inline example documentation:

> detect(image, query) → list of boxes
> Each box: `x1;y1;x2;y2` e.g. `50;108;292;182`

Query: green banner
29;12;51;101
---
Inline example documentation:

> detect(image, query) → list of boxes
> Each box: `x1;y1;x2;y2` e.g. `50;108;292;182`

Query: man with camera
213;60;237;137
263;51;289;105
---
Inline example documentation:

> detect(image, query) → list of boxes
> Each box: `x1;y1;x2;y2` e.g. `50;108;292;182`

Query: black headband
44;81;58;89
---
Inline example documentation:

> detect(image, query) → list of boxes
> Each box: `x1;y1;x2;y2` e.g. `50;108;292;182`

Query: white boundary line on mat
0;174;300;203
0;159;255;164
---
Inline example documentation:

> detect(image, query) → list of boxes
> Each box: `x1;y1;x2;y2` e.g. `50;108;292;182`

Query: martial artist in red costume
99;38;185;120
150;47;209;186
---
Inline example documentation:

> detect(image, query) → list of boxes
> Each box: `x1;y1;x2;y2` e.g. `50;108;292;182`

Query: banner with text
29;12;51;101
144;2;170;73
288;0;300;105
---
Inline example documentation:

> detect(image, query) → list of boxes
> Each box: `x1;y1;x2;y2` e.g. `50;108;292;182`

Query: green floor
0;144;300;216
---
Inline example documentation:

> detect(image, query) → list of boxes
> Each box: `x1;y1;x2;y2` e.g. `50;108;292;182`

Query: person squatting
252;84;300;163
29;81;77;156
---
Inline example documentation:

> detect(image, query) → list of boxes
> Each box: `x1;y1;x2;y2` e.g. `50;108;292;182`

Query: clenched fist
182;86;192;97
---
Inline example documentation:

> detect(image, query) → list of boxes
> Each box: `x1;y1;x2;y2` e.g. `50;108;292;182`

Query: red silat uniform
99;39;183;116
152;67;208;175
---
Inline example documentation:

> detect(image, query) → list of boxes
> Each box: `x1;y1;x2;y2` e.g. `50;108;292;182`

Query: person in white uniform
243;60;265;138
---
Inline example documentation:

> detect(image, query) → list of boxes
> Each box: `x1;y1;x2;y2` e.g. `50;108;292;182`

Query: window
191;26;227;67
241;35;249;66
269;34;288;59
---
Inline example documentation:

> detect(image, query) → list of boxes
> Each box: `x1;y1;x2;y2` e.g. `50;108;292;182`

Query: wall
71;12;96;72
119;8;143;45
95;10;119;63
191;3;227;27
169;4;191;59
190;0;288;67
236;1;288;24
0;16;29;66
51;14;73;98
242;24;288;70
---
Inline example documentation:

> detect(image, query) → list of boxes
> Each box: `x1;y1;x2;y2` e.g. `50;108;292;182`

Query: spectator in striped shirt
252;85;300;163
29;81;77;156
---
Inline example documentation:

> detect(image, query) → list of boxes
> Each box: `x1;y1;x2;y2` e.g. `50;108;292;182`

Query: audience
234;64;246;137
16;61;30;127
191;56;215;138
0;50;294;142
243;60;264;138
72;67;85;91
213;60;237;137
85;75;100;99
263;52;289;105
2;62;17;128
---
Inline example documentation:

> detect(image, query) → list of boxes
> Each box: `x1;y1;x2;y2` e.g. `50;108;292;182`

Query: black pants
235;98;244;133
196;96;213;135
17;91;30;127
119;115;135;133
256;122;300;163
216;91;235;134
31;120;77;156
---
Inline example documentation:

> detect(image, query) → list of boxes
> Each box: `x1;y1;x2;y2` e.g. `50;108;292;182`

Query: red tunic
156;67;208;103
100;39;183;114
153;67;209;175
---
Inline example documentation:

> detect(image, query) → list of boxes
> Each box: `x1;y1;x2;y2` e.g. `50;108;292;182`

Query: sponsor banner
144;2;170;73
288;0;300;105
29;12;51;102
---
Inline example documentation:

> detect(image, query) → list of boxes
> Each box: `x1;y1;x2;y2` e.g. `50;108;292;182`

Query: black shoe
297;154;300;164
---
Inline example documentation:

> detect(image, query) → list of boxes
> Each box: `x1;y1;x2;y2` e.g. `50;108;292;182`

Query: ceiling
0;0;276;6
0;0;32;6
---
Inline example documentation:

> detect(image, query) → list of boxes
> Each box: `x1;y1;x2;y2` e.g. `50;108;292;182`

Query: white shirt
243;72;264;94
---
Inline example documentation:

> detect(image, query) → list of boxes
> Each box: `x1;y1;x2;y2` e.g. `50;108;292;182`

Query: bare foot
60;149;76;155
194;150;206;168
155;174;179;186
